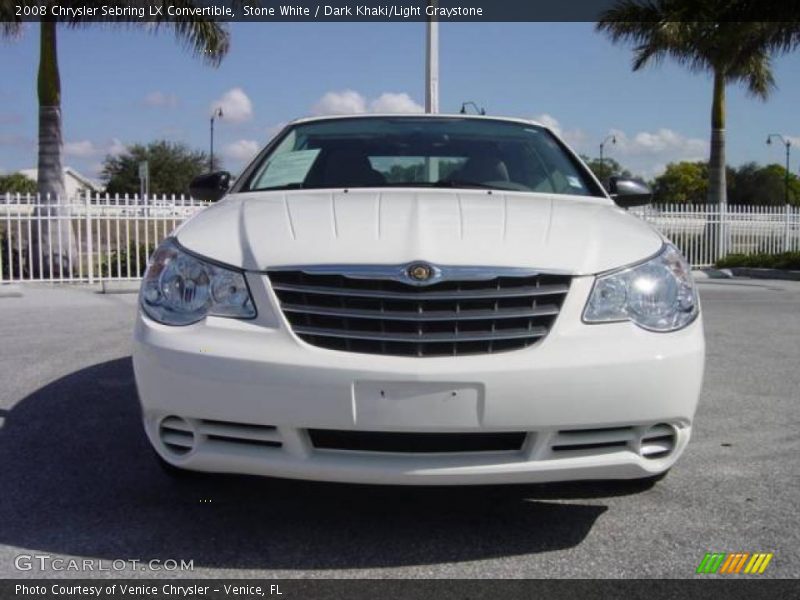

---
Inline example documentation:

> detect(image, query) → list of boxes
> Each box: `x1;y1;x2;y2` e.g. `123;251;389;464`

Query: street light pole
425;3;439;182
210;107;223;172
460;101;486;115
425;1;439;114
766;133;792;206
599;134;616;171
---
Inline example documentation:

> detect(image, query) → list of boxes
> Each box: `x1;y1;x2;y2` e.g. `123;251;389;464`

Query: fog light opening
158;416;196;457
639;423;677;459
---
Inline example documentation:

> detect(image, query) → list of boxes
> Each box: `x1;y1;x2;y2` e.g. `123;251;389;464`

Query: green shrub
0;231;28;280
716;252;800;270
100;242;155;278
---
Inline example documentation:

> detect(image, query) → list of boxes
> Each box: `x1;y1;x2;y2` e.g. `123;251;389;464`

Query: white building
18;167;105;199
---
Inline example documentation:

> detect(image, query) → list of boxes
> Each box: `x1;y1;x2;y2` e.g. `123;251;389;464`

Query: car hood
175;189;663;275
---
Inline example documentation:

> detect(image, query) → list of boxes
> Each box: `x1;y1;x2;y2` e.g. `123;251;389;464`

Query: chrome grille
267;266;571;357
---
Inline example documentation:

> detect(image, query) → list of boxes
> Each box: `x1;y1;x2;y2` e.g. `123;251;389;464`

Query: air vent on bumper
159;416;196;456
550;423;679;460
158;416;282;456
639;423;677;459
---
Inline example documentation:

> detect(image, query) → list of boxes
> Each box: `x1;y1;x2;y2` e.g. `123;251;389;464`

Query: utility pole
425;3;439;182
210;107;223;172
425;1;439;114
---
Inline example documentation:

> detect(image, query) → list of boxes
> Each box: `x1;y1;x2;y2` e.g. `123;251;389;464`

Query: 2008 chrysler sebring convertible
133;115;704;486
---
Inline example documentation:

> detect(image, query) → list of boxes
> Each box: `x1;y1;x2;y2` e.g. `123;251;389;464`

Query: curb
100;281;141;294
692;269;732;280
726;267;800;282
0;284;23;298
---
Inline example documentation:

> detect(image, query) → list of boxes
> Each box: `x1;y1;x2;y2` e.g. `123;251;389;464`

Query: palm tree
597;2;799;214
0;4;234;277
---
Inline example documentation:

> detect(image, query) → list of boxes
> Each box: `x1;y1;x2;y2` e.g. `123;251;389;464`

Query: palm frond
0;0;22;38
729;51;775;100
597;0;793;102
63;1;259;66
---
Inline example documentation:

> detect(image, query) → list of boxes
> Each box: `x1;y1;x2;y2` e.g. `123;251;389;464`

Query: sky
1;21;799;182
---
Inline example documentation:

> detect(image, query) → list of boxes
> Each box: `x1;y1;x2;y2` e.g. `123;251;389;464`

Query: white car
133;115;704;486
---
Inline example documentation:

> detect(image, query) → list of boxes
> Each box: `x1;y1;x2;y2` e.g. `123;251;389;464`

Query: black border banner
2;580;800;600
6;0;800;22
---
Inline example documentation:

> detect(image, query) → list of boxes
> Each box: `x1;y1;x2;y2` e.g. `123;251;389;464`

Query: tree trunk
707;68;728;259
33;19;77;279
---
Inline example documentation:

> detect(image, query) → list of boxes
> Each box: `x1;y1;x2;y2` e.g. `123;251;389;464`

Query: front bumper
133;274;705;485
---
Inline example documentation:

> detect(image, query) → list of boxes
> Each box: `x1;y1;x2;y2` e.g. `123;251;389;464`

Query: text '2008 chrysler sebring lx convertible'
133;115;704;485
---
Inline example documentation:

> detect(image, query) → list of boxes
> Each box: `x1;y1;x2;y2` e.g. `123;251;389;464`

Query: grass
716;252;800;270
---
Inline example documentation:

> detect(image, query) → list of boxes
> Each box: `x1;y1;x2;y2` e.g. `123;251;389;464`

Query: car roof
287;113;548;129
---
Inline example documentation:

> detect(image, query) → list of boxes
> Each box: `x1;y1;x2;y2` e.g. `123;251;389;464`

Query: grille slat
271;282;569;300
281;303;561;321
268;266;570;357
293;325;548;343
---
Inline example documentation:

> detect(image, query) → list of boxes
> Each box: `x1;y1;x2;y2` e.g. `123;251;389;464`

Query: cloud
312;90;367;116
533;113;562;135
107;138;126;157
63;140;97;158
611;128;707;158
311;90;425;116
143;91;179;108
369;93;424;114
533;113;588;148
223;139;260;162
532;113;709;177
211;88;253;123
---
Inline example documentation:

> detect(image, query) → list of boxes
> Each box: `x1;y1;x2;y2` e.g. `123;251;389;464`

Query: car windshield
242;117;602;197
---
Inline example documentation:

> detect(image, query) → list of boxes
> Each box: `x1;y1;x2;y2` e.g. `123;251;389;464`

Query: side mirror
189;171;231;202
608;176;652;208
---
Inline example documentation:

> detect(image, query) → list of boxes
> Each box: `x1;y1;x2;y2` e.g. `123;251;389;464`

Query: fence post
85;189;94;284
0;192;7;282
784;204;791;253
715;204;722;264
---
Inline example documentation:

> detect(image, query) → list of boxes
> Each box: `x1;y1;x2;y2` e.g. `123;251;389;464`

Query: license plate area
353;381;484;428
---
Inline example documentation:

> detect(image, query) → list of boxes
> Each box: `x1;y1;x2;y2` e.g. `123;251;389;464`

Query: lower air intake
159;416;195;456
640;424;677;459
309;430;527;453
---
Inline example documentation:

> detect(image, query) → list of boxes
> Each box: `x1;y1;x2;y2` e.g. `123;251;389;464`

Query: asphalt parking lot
0;278;798;579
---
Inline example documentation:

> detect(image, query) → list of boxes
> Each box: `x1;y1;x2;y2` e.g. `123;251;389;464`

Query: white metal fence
1;192;208;283
2;193;799;283
631;204;800;267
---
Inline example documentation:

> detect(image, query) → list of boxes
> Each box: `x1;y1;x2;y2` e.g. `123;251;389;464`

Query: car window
243;117;603;197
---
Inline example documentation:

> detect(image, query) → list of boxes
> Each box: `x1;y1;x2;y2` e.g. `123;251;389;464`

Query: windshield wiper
369;181;505;190
433;179;506;190
250;182;306;192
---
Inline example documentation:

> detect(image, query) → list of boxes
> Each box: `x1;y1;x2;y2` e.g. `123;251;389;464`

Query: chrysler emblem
407;263;433;282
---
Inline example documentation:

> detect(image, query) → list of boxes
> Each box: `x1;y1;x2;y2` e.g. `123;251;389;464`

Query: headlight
140;239;255;325
583;243;698;332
